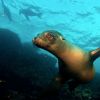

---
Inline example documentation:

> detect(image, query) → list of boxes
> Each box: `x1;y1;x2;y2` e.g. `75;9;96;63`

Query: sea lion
1;0;13;21
19;7;42;21
32;30;100;96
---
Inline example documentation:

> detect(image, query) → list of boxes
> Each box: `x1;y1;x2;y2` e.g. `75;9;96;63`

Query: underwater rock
0;28;57;99
0;28;22;65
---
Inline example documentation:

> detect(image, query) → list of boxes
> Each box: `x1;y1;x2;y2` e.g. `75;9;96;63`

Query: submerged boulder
0;28;57;99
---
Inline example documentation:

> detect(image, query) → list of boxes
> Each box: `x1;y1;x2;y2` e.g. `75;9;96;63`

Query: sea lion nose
32;37;36;43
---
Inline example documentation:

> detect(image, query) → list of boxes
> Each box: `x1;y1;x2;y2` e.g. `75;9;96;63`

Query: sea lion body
33;30;100;92
58;43;95;82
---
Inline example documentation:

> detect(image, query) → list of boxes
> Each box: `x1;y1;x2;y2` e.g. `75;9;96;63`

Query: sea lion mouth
33;37;40;45
33;37;42;48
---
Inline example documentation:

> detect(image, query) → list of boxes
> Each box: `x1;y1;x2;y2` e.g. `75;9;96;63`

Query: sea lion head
33;30;65;51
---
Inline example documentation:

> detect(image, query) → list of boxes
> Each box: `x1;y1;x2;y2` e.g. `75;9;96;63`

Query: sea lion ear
59;36;65;40
90;48;100;62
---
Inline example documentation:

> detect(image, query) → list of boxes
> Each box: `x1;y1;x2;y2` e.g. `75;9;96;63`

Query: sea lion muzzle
32;37;36;44
32;36;39;45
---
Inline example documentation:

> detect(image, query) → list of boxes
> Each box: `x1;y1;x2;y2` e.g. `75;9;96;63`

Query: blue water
0;0;100;99
0;0;99;72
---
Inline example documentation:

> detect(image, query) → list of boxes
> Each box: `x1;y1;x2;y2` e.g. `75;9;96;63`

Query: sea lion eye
45;32;54;40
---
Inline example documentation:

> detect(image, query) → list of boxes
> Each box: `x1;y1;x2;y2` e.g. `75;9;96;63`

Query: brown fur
33;31;95;83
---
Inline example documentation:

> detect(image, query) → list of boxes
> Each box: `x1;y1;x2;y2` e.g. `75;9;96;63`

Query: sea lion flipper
90;48;100;61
